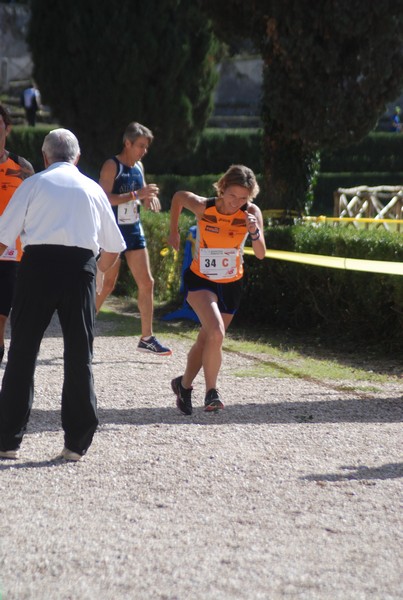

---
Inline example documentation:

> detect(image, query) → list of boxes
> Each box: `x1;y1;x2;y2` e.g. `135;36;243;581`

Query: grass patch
231;355;389;386
222;334;396;384
97;297;200;339
98;295;402;387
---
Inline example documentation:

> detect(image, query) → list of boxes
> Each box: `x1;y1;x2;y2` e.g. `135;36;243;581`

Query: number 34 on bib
199;248;238;280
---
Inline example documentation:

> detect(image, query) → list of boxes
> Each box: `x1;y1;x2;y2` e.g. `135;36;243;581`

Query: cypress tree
202;0;403;216
28;0;222;173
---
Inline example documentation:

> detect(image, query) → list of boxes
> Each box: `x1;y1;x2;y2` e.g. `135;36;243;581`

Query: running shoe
53;447;82;462
171;376;193;415
0;449;19;460
204;388;224;412
137;336;172;356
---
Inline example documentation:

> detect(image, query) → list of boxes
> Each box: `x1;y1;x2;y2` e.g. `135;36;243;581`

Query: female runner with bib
168;165;266;414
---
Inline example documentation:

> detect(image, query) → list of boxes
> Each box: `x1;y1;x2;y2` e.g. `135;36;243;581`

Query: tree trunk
260;67;317;220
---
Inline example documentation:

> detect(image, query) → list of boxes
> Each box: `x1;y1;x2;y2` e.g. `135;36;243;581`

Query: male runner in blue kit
95;122;171;356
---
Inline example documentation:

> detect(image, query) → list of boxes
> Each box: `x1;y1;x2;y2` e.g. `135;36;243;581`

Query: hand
244;210;259;233
96;268;105;295
138;184;161;212
138;183;159;201
168;231;181;252
143;194;161;212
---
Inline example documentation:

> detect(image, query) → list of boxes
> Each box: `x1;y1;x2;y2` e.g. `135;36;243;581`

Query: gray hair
123;122;153;144
42;128;80;163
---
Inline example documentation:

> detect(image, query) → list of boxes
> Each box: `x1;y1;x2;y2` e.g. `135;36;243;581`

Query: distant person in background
20;81;41;127
0;103;34;366
391;106;402;133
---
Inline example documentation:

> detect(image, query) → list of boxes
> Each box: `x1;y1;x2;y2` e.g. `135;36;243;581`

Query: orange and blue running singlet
190;199;249;284
0;153;25;261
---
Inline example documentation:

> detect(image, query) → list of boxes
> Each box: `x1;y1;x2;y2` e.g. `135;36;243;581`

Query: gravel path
0;314;402;600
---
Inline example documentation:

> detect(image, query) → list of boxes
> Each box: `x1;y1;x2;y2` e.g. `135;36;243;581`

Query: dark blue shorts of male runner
119;221;146;256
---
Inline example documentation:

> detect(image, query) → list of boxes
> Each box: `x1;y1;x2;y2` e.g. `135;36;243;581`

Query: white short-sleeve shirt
0;162;126;256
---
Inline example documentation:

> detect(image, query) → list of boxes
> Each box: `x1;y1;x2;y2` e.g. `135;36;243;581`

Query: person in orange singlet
168;164;266;414
0;104;34;365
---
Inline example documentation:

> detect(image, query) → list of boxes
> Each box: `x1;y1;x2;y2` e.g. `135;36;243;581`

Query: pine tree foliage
28;0;222;172
202;0;403;214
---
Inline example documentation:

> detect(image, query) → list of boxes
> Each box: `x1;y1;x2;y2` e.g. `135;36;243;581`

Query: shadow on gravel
3;460;401;480
28;396;402;433
0;459;77;471
301;462;403;481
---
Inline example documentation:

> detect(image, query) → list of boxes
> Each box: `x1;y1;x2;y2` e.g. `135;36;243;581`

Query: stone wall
213;55;262;115
0;3;32;88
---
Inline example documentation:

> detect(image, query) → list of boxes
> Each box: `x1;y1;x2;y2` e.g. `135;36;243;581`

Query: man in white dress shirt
0;128;126;461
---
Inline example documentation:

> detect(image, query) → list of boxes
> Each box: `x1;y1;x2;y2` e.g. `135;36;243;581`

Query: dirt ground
0;313;402;600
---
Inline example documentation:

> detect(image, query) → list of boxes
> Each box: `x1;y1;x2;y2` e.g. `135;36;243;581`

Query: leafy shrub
146;128;263;175
116;217;403;350
114;211;196;303
320;133;403;173
237;225;403;350
8;127;403;217
8;124;56;172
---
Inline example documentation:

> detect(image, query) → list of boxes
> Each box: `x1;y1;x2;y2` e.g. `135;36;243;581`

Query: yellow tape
243;247;403;276
304;216;403;225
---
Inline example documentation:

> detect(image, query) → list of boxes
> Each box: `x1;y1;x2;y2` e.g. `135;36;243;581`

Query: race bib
199;248;238;280
117;200;139;224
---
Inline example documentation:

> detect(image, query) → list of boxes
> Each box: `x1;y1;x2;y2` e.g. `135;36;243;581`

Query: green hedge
114;210;196;302
6;124;263;182
150;174;219;211
147;127;263;175
7;125;403;219
117;213;403;351
151;129;403;176
237;225;403;351
321;132;403;173
8;125;403;178
8;124;58;172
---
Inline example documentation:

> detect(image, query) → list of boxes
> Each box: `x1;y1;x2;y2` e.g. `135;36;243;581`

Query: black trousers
0;245;99;454
25;107;37;126
0;261;18;317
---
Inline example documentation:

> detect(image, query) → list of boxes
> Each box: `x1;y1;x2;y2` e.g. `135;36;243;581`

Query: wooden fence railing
333;186;403;230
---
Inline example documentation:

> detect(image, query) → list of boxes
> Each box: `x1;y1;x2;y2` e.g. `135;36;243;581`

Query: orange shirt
190;199;249;283
0;154;25;261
